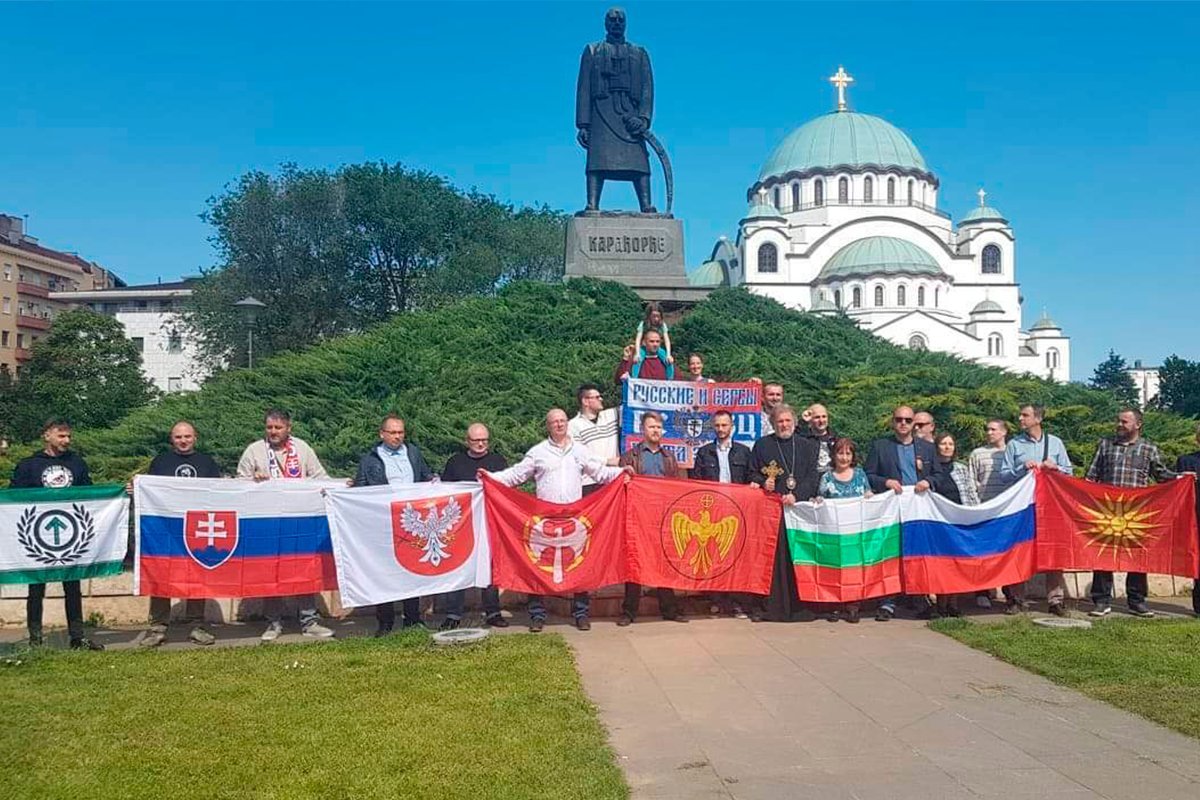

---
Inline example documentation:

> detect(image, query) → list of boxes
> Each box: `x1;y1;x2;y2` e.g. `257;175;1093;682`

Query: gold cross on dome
977;187;987;207
829;66;854;111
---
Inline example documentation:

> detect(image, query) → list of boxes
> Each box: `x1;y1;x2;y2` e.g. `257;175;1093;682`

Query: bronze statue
576;7;662;214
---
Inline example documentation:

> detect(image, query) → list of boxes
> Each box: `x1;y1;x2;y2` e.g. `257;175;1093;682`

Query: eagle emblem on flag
670;494;739;577
391;494;474;576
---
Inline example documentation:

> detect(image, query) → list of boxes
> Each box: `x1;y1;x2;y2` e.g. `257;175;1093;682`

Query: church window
982;244;1002;274
873;285;884;307
917;286;925;306
852;287;862;308
773;186;781;210
1046;348;1060;370
791;183;800;210
907;179;915;205
909;333;928;351
897;285;906;306
988;333;1004;357
838;177;849;204
887;177;896;204
814;179;824;207
864;176;874;203
757;242;778;273
834;289;842;307
934;287;940;306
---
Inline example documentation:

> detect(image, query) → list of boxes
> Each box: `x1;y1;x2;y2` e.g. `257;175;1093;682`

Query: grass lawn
1;631;628;800
933;616;1200;740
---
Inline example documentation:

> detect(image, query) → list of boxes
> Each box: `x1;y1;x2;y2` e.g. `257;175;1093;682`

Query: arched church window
838;177;849;204
814;179;824;207
982;244;1002;274
988;333;1004;357
897;285;906;306
791;183;800;210
907;179;915;205
852;287;862;308
773;186;781;210
917;286;925;306
757;242;778;273
864;176;874;203
834;289;842;307
909;333;928;351
887;177;896;204
934;287;940;306
1046;348;1060;370
874;285;884;307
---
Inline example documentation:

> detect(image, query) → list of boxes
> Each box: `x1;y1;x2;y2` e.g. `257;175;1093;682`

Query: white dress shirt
489;437;625;503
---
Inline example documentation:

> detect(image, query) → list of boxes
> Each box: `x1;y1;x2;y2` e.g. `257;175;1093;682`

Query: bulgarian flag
785;493;902;602
1;485;129;584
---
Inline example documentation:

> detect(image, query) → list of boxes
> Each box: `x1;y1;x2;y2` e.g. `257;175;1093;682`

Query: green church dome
817;236;945;282
759;112;929;181
961;205;1008;224
742;201;785;221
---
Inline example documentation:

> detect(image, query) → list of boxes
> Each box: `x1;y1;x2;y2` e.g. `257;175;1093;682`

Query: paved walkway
565;615;1200;800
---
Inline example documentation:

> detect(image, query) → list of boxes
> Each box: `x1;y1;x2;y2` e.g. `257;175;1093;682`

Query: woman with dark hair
928;432;979;618
816;437;872;623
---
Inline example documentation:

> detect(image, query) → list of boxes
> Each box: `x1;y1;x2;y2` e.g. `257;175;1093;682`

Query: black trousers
622;584;678;620
376;598;421;628
28;580;85;641
1091;571;1147;606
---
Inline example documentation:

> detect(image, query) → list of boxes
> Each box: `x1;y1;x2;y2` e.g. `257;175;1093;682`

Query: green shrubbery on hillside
3;280;1192;483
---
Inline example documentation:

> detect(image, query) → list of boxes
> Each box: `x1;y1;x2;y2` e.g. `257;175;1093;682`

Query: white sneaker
188;626;216;646
975;595;992;609
139;624;168;648
301;621;334;639
261;620;284;642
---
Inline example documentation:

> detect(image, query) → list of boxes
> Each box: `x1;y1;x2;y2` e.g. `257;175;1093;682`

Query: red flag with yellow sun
1035;471;1199;578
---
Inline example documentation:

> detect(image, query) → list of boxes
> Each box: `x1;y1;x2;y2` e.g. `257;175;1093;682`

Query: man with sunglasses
913;411;936;443
568;383;620;495
865;406;940;621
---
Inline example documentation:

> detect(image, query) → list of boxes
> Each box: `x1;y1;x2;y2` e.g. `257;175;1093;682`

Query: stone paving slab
565;614;1200;800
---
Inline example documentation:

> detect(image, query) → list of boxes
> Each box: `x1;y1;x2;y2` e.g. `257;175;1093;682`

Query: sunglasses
914;422;931;428
893;416;913;423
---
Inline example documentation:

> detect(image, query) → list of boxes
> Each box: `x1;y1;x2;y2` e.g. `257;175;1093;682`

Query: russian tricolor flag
899;473;1037;595
134;475;341;599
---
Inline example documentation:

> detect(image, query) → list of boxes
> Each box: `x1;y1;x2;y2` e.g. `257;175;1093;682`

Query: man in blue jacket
865;405;940;621
353;414;436;635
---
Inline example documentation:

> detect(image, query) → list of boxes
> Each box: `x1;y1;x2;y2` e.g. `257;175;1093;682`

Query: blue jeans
444;587;501;621
528;593;590;621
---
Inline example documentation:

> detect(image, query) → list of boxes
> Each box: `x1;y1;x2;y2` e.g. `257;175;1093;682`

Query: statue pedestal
564;214;710;303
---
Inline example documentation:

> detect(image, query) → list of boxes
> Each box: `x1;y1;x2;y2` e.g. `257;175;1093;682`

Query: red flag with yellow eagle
1035;471;1200;578
625;475;782;593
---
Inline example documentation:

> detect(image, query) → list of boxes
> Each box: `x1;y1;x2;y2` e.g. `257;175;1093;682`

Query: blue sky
3;2;1198;380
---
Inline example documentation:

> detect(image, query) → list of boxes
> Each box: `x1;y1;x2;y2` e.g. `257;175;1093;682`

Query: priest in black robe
749;403;820;622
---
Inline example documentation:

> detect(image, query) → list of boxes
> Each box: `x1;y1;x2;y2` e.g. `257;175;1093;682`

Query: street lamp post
233;296;267;369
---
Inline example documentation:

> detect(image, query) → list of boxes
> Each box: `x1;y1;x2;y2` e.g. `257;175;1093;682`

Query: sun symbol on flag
1079;493;1161;556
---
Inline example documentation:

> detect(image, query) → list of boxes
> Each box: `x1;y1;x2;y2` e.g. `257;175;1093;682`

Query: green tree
10;310;157;439
1155;355;1200;417
185;162;567;369
1088;350;1140;408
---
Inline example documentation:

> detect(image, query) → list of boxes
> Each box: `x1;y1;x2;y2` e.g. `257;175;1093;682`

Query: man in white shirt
483;408;628;632
567;383;620;495
967;418;1014;609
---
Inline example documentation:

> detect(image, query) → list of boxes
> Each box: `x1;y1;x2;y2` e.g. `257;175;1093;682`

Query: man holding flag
1086;408;1181;618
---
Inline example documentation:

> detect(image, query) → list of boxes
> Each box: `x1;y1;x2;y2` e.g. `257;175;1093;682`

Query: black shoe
1128;603;1155;618
875;607;894;622
69;637;104;651
1088;603;1112;618
28;631;43;647
484;615;509;628
374;624;394;638
663;614;689;623
1049;603;1068;618
941;605;962;618
749;609;765;623
846;607;861;624
1005;601;1027;616
616;614;634;627
827;612;840;622
575;617;591;631
529;618;545;633
438;618;462;632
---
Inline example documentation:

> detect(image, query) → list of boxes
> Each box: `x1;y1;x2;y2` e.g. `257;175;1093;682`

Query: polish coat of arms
391;494;474;576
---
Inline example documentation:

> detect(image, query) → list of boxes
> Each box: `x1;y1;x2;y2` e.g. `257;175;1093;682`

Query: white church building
696;68;1070;382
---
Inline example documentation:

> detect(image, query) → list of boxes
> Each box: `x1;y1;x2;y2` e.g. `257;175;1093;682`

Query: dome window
909;333;928;351
852;287;862;308
773;186;781;210
814;179;825;207
864;176;874;203
834;289;842;307
897;285;907;306
887;177;896;204
874;285;884;307
987;333;1004;357
907;179;915;205
917;286;925;306
982;244;1002;274
791;183;800;211
838;177;849;204
757;242;778;273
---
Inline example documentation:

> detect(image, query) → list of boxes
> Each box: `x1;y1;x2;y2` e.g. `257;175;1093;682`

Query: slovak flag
134;475;342;598
322;482;491;609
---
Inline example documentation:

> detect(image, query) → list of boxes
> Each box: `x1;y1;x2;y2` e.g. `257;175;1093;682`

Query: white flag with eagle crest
322;481;490;608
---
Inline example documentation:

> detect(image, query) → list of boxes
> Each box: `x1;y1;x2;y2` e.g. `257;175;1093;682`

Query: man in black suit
865;405;941;621
691;410;754;617
1175;424;1200;617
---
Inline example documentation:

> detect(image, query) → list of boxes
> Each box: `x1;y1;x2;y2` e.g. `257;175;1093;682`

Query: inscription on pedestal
565;216;685;282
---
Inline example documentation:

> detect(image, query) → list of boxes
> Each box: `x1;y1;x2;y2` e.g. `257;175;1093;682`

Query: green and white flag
1;485;129;584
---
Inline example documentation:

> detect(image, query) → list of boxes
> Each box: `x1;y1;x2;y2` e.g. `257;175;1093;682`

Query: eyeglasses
893;417;913;423
467;437;490;443
914;422;931;428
